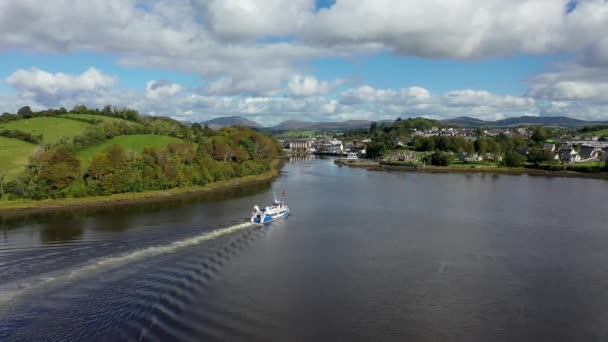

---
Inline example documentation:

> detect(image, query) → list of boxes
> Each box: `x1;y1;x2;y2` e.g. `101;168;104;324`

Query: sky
0;0;608;126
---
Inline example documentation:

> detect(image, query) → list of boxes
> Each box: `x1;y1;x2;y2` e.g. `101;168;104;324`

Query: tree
504;152;526;167
39;149;81;190
527;148;555;166
102;105;113;116
17;106;33;118
108;144;127;168
72;105;88;113
0;173;5;199
369;121;378;134
531;127;550;143
191;123;203;134
428;151;452;166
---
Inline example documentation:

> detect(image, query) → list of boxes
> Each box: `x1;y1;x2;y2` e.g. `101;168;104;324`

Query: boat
346;152;358;160
250;192;290;223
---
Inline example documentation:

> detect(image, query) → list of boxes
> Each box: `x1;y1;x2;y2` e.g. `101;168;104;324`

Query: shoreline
336;159;608;180
0;160;283;214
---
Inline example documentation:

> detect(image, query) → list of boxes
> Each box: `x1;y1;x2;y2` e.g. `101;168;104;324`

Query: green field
0;136;37;181
76;134;190;167
582;129;608;137
62;113;143;126
0;117;91;144
277;130;321;138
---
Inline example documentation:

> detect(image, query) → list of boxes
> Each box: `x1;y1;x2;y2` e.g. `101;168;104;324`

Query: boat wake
0;222;259;307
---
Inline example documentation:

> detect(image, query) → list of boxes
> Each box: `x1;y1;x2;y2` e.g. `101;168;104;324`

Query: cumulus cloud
6;67;115;106
304;0;608;58
526;63;608;102
1;0;607;97
341;85;431;105
145;80;183;100
287;75;345;97
443;90;535;107
0;65;557;124
196;0;314;40
2;1;608;120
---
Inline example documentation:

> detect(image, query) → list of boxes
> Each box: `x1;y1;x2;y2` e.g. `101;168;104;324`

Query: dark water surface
2;158;608;341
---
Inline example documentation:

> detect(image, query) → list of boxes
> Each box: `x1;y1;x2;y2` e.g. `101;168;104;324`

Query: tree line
2;125;282;200
1;105;143;123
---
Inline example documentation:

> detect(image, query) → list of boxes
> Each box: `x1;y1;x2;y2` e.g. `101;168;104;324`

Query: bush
0;129;43;144
427;151;452;166
504;152;526;167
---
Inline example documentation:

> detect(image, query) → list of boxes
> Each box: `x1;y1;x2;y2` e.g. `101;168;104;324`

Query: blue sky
0;0;607;124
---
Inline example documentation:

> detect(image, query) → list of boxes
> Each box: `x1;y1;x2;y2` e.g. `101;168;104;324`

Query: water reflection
40;219;84;243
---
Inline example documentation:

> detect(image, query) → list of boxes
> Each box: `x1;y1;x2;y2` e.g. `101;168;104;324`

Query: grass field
76;134;190;167
572;161;604;167
582;129;608;137
0;136;37;181
62;113;143;126
277;130;321;138
0;117;91;144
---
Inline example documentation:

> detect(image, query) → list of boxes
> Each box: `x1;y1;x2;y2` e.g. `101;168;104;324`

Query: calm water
2;157;608;341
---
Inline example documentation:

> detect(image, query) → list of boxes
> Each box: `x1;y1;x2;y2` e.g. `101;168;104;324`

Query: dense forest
0;106;282;200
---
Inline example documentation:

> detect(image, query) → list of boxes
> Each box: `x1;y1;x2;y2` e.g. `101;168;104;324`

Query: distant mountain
199;115;607;131
202;116;263;130
441;116;607;128
441;117;490;127
268;119;393;131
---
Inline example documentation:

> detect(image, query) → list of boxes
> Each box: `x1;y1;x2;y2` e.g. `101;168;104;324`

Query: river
2;157;608;341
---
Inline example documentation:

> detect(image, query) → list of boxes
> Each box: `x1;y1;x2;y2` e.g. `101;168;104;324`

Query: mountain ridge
201;115;608;130
201;116;263;129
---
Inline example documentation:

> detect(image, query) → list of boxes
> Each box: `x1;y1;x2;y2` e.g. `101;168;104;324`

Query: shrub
504;152;526;167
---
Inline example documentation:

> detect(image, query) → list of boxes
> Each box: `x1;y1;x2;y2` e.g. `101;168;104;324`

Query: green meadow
0;136;37;180
0;117;91;144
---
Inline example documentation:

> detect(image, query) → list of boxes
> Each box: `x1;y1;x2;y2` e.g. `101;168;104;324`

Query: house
285;139;313;153
558;148;580;163
459;152;482;162
484;153;503;162
579;146;600;161
515;147;530;155
543;144;556;152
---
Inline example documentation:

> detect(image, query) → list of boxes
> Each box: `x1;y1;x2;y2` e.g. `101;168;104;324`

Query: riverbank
0;160;283;213
336;159;608;180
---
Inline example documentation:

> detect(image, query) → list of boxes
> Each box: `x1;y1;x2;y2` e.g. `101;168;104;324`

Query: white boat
346;152;358;160
251;192;290;223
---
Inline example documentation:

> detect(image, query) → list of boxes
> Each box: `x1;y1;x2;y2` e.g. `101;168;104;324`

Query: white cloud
1;0;607;98
196;0;314;40
145;80;183;100
5;67;115;106
287;75;345;97
2;2;608;121
341;85;431;105
443;90;535;107
305;0;608;58
526;63;608;102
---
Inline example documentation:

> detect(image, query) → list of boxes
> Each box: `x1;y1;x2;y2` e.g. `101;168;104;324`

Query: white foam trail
0;222;258;306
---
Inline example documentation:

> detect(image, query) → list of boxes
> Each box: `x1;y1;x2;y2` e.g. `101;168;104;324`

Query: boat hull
251;209;289;224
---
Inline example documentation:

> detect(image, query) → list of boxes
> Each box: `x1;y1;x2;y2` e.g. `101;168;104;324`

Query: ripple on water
0;223;269;341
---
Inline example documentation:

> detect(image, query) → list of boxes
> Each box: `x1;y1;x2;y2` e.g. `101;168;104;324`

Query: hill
203;116;263;130
269;119;390;131
0;117;91;144
77;135;190;167
441;117;490;127
62;113;143;126
441;116;608;128
0;137;37;181
260;116;608;131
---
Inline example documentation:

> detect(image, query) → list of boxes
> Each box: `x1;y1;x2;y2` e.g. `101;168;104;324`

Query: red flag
282;189;286;197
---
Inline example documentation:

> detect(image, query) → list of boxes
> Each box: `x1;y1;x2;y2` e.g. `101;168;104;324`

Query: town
280;121;608;168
